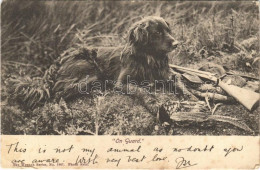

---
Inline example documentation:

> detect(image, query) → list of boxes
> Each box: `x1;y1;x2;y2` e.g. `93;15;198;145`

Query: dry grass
2;1;258;66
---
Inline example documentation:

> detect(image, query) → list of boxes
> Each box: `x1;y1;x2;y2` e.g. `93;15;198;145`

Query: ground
1;1;259;135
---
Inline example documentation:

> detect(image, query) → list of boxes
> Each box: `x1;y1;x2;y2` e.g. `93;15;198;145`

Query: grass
1;1;259;135
2;1;258;66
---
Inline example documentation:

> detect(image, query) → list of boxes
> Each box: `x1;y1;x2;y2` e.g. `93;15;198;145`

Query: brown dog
10;16;195;109
52;16;180;99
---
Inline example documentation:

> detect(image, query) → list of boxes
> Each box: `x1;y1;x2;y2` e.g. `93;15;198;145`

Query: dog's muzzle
166;33;179;50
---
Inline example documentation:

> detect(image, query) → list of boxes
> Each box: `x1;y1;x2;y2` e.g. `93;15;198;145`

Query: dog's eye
155;31;162;35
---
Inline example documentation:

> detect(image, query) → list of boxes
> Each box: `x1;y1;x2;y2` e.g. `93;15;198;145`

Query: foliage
1;92;158;135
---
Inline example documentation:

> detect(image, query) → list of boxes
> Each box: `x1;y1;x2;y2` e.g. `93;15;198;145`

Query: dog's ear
128;24;148;45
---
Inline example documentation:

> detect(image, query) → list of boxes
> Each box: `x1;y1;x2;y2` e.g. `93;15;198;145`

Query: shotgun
169;64;260;111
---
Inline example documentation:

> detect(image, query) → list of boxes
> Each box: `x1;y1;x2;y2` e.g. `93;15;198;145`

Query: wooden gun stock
169;64;260;111
218;80;259;111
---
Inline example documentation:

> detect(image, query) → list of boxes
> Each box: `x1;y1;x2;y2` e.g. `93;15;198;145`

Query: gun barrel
169;64;216;77
169;64;217;82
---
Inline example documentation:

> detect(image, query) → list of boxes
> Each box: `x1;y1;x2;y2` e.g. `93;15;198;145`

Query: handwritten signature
175;157;197;169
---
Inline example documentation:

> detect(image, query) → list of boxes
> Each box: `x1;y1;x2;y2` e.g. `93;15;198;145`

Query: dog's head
128;16;179;54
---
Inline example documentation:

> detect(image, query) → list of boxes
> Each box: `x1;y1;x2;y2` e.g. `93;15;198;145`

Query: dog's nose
172;40;179;49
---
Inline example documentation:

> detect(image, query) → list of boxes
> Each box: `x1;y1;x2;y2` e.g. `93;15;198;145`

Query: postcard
1;0;259;169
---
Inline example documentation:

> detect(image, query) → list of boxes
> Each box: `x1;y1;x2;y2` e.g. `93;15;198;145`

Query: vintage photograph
1;0;259;136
